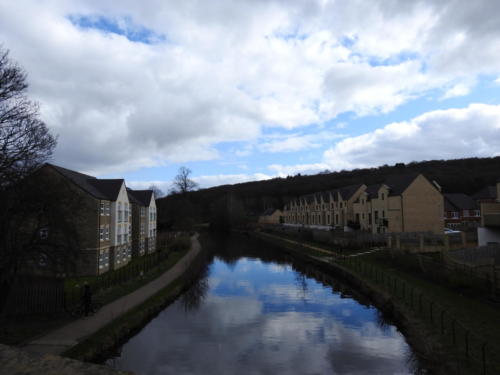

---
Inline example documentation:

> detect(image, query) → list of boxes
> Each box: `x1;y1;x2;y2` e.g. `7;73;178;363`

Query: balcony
483;213;500;227
377;218;388;227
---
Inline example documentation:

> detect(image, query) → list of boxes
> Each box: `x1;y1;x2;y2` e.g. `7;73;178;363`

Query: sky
1;0;500;193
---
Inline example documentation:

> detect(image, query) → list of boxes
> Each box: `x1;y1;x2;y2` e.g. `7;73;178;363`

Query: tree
0;47;62;315
0;46;56;188
148;184;164;199
170;166;198;195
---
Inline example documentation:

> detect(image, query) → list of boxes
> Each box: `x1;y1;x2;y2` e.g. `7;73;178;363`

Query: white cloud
127;172;273;191
322;103;500;170
259;131;343;153
268;163;330;177
2;0;500;175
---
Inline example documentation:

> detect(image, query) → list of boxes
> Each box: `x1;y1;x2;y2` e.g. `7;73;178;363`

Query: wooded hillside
157;157;500;227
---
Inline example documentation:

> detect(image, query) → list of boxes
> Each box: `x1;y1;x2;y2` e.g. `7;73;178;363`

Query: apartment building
127;189;157;256
284;174;444;234
478;180;500;246
443;193;480;229
32;164;158;276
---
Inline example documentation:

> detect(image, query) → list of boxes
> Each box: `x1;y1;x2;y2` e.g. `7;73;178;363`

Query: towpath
23;234;201;355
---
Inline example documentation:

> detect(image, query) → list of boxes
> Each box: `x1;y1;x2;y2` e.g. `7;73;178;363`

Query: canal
107;234;423;374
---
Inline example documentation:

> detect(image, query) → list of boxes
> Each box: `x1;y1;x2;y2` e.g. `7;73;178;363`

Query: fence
263;225;387;250
64;246;173;309
387;232;466;253
3;276;65;315
339;256;500;375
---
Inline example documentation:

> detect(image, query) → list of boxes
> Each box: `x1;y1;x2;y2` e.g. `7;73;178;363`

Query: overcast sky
1;0;500;191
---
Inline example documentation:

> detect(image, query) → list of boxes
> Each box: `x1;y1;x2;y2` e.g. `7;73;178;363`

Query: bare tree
170;166;198;194
0;47;63;315
148;184;164;199
0;46;56;188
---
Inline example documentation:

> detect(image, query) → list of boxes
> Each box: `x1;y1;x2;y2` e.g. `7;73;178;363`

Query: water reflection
108;235;421;374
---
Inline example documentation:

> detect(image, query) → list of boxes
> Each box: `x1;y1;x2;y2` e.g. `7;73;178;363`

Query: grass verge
254;230;500;374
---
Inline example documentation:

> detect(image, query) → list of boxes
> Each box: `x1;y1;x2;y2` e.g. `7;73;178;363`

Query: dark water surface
107;235;421;374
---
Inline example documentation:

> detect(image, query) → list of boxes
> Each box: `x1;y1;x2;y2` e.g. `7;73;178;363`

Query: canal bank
106;232;424;374
21;234;203;361
250;230;457;375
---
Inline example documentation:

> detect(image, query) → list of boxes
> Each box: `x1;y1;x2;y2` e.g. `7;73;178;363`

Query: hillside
157;156;500;227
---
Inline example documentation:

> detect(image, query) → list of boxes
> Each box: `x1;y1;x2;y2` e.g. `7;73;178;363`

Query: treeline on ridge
157;156;500;229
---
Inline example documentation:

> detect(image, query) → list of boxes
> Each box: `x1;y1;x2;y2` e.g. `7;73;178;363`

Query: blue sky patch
68;14;165;44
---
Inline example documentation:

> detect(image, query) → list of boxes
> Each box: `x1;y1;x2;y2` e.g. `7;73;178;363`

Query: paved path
260;231;383;258
23;234;201;355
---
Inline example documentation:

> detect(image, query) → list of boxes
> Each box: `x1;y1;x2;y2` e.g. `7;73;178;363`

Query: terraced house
284;174;444;234
35;164;156;276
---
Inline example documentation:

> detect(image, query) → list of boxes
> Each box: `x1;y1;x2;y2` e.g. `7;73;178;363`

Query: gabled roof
444;193;478;211
261;208;279;216
127;189;154;206
384;173;420;196
90;179;124;200
472;186;497;201
365;184;382;200
47;163;124;200
321;192;331;203
338;184;364;200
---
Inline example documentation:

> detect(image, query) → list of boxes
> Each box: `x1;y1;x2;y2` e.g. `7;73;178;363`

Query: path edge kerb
25;234;202;358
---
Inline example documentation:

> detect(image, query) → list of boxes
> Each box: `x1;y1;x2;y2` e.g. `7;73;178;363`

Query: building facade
283;174;444;234
34;164;157;276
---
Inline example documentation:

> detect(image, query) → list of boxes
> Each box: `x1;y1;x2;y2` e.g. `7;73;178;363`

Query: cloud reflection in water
110;257;415;374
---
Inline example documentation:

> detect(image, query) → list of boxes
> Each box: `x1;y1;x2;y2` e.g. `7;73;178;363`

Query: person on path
83;282;92;316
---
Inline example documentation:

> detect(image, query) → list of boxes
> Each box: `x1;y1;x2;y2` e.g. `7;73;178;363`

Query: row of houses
281;173;444;234
260;174;500;245
34;163;157;276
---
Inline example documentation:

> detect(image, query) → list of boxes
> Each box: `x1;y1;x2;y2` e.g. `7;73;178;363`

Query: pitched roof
127;189;154;206
365;184;382;200
90;179;124;200
261;208;279;216
384;173;420;196
472;186;497;201
338;184;364;200
444;193;478;211
47;163;124;200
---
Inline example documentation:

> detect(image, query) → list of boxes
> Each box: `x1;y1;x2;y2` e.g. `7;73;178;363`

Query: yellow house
258;208;283;224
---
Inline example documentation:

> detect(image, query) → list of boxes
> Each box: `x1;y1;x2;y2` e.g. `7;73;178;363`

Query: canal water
107;235;422;374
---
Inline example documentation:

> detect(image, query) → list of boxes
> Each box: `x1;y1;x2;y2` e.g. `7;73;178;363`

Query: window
105;227;110;241
141;223;145;235
105;203;110;216
99;227;104;241
100;202;105;216
118;202;122;222
475;210;480;217
124;203;128;221
374;211;379;220
382;210;385;218
141;207;145;217
39;227;49;240
452;211;459;218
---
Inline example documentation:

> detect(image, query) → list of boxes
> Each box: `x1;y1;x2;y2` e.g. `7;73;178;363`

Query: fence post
452;319;456;345
482;342;487;375
465;330;469;358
